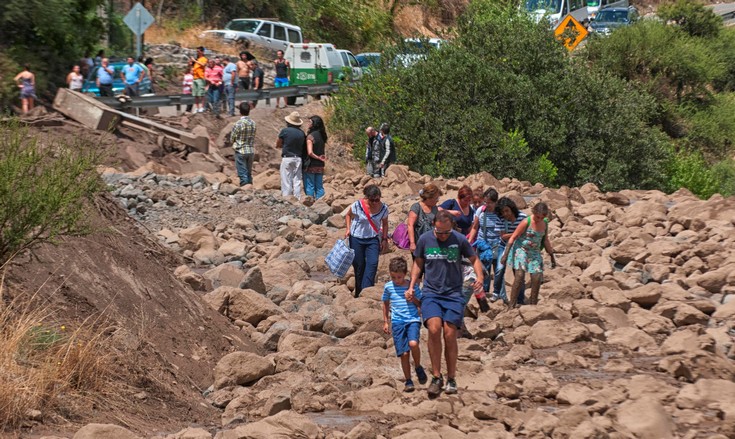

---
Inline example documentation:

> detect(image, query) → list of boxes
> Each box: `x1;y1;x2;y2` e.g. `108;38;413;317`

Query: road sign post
554;15;589;51
124;3;155;59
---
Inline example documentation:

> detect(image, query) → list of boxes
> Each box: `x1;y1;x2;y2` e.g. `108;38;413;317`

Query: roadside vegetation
0;284;111;429
330;0;735;198
0;123;104;266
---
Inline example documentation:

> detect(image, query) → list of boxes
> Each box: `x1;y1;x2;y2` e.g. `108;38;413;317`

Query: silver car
202;19;303;52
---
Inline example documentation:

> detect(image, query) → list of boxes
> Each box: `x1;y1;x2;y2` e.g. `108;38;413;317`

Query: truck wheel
287;96;297;106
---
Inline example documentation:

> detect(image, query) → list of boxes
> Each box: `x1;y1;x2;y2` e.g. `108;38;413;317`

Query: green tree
330;2;671;191
583;20;725;104
0;0;105;107
658;0;722;38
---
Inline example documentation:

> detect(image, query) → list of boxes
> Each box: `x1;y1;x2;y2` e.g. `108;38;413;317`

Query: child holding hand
382;257;428;392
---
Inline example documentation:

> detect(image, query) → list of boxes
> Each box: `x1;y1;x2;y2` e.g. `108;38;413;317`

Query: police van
285;43;360;85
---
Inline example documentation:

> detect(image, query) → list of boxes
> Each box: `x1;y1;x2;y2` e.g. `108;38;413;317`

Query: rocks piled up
88;157;735;438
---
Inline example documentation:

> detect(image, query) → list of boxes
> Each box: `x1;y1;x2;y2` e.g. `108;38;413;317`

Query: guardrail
95;83;342;109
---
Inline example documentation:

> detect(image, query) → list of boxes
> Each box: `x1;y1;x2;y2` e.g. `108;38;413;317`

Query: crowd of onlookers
184;46;269;117
12;46;277;116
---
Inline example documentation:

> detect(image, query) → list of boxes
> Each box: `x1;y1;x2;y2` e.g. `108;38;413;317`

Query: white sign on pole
124;3;155;58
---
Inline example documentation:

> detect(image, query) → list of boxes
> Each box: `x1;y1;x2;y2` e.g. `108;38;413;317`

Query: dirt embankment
4;192;258;436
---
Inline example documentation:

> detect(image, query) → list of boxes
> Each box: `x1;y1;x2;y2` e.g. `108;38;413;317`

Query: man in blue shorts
273;50;290;108
406;210;484;397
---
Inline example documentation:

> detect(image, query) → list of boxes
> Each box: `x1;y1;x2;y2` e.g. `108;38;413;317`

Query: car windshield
225;20;260;33
595;10;629;22
356;55;380;67
525;0;562;13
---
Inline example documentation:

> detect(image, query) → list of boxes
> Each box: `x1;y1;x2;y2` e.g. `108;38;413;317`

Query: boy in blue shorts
382;256;428;392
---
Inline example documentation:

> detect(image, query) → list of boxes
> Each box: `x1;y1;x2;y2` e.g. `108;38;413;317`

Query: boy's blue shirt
382;280;422;323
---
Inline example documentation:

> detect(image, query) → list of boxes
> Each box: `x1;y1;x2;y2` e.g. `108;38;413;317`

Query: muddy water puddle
305;410;376;430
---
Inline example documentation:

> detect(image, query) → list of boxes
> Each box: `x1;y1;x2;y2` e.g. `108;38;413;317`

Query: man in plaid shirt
231;102;257;185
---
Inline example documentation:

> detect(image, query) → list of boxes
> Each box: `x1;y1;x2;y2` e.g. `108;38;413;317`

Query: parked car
201;19;303;52
395;38;445;67
355;52;381;73
588;6;638;35
284;42;345;86
586;0;629;21
337;49;363;81
82;60;152;96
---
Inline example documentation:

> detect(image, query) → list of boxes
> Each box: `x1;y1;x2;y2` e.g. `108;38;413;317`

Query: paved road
710;2;735;24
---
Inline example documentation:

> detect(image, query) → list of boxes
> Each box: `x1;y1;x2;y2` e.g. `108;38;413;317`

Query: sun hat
285;111;303;126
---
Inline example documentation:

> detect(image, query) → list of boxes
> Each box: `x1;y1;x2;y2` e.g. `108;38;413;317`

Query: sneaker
404;379;415;393
427;375;444;398
489;294;500;303
445;378;458;395
415;366;428;385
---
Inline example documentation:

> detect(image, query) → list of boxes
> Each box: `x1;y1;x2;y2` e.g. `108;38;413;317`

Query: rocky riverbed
85;153;735;439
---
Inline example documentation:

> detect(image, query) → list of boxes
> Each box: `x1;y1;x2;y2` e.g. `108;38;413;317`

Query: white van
202;19;303;52
285;43;351;85
337;49;363;81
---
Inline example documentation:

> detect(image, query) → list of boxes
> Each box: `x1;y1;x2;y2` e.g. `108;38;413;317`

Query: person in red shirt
204;58;223;117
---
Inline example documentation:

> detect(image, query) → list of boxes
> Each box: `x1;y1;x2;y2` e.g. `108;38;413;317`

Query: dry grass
0;273;111;429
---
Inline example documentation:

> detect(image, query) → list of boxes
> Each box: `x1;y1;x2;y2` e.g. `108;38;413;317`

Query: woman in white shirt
67;65;84;91
344;184;390;297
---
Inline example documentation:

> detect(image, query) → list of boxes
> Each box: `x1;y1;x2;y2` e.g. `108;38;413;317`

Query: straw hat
285;111;303;126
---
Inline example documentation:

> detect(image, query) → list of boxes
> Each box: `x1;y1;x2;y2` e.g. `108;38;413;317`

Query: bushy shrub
709;159;735;197
685;93;735;159
658;0;722;38
329;2;671;191
583;20;725;104
666;149;720;198
712;27;735;92
0;123;103;265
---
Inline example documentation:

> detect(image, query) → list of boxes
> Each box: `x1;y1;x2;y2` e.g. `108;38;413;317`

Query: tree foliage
658;0;722;38
329;2;671;191
583;0;735;197
0;0;105;107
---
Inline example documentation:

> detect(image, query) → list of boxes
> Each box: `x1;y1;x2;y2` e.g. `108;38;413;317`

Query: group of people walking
345;182;557;398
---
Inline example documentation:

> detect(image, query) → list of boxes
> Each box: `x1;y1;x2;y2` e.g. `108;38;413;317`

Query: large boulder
73;424;141;439
606;327;658;353
218;410;323;439
178;225;218;251
213;352;276;389
528;320;591;349
240;265;267;294
676;378;735;419
203;264;245;289
204;287;282;325
615;397;674;439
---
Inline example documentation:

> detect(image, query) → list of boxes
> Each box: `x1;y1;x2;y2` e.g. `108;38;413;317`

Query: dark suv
588;6;639;36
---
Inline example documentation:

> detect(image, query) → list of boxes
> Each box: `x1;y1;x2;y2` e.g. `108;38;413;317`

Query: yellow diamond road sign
554;15;588;51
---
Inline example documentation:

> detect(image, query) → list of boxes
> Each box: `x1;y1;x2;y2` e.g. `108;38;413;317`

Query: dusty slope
5;192;258;437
